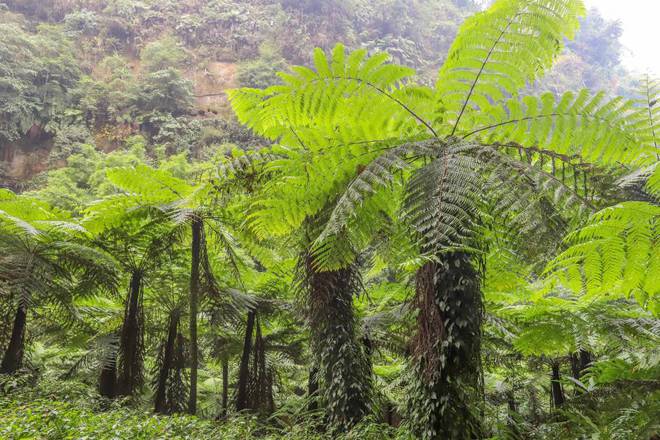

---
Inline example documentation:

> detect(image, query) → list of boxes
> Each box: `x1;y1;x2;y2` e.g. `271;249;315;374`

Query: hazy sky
584;0;660;74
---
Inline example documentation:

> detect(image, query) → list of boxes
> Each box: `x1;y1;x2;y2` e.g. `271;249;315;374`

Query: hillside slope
0;0;628;188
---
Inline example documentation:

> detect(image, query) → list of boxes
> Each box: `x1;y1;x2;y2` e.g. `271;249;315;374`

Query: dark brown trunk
117;270;143;395
98;359;117;398
304;258;372;430
155;311;179;414
1;306;27;374
221;357;229;417
570;352;581;380
551;362;565;408
248;315;274;414
570;349;592;394
307;366;319;412
579;350;592;372
188;217;202;415
236;310;255;411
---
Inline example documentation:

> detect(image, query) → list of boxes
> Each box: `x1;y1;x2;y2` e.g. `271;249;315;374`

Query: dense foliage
1;1;658;439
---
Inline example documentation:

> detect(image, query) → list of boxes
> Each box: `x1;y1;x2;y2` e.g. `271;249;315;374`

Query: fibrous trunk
303;254;372;431
155;311;180;414
117;270;144;396
551;361;565;408
1;305;27;374
189;216;202;415
236;310;256;411
247;314;274;415
570;349;592;380
98;351;117;398
220;357;229;417
408;252;484;440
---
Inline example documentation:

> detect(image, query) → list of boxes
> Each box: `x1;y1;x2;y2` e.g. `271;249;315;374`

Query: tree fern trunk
304;255;372;431
117;270;143;396
551;361;565;408
1;305;27;374
155;311;179;414
307;366;319;412
248;315;275;414
236;310;255;411
408;253;484;440
188;216;202;415
98;357;117;398
221;357;229;417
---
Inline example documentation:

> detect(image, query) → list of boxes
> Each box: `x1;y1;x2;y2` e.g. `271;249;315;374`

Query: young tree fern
90;163;254;410
0;192;118;375
229;0;653;437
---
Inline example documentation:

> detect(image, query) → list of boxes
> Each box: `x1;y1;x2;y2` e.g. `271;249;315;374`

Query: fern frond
106;164;193;202
463;91;653;165
437;0;585;134
228;43;435;147
545;202;659;312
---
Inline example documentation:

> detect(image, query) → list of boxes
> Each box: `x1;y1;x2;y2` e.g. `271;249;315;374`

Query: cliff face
1;127;54;189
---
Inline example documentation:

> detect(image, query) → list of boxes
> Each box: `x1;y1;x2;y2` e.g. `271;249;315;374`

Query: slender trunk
98;358;117;398
506;388;519;435
551;362;565;408
570;352;581;381
579;350;592;372
307;366;319;412
304;255;372;430
249;315;274;414
1;306;27;374
221;357;229;417
409;253;484;440
236;310;255;411
155;311;179;414
188;217;202;415
117;270;143;396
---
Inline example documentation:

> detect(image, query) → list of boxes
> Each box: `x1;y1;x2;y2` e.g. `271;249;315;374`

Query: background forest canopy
0;0;658;439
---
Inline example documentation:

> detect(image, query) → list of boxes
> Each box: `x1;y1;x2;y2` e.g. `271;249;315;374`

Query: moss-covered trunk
303;254;372;431
408;252;484;440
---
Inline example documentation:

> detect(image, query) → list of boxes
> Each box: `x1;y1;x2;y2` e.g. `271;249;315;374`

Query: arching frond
463;91;653;165
106;164;193;202
437;0;585;134
229;43;435;147
545;202;659;313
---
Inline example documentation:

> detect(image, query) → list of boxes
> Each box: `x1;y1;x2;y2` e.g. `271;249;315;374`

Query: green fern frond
106;164;193;201
464;90;652;165
437;0;585;134
545;202;659;312
638;75;659;157
228;43;435;146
